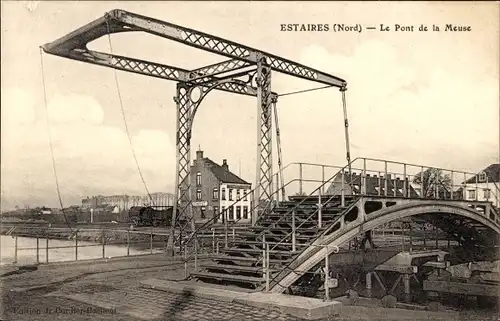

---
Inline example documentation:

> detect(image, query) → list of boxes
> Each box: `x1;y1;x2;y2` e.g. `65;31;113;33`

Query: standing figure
360;230;377;250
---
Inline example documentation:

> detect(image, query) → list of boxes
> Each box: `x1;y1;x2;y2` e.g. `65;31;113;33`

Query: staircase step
231;240;310;247
201;262;279;273
212;254;292;264
251;226;322;232
190;271;263;285
222;247;294;256
237;232;319;242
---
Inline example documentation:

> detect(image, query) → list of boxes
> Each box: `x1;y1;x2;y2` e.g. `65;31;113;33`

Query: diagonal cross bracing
41;9;348;255
42;9;346;88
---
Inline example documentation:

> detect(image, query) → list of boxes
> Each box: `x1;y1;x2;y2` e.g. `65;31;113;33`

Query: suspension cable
39;47;74;232
341;87;352;181
277;85;333;97
272;98;286;201
105;19;155;206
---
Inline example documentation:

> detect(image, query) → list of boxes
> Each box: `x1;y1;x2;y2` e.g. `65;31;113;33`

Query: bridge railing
0;226;223;266
183;157;499;258
318;157;500;220
259;157;500;291
183;162;345;249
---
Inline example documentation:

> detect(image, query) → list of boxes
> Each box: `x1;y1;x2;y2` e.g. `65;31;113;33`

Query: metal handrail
253;159;358;266
181;162;296;245
184;162;342;245
258;157;500;268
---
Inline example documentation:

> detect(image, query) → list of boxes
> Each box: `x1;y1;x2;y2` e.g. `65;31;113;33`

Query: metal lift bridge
41;9;348;250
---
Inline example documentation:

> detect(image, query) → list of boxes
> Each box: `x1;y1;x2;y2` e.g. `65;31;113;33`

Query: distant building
462;164;499;207
327;172;420;197
182;150;252;223
82;192;174;212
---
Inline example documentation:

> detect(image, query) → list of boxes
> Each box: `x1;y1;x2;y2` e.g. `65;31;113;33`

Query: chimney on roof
222;159;228;170
196;150;204;160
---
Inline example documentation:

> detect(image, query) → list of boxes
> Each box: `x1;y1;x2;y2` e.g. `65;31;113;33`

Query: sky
1;1;499;210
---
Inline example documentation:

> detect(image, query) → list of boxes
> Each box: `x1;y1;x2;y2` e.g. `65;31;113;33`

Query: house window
236;206;241;219
244;190;248;201
221;206;225;221
200;207;206;219
229;206;234;220
229;189;233;201
196;189;202;200
243;206;248;219
221;188;226;200
213;206;218;219
212;187;219;200
236;189;241;200
479;172;487;183
468;190;476;200
196;172;202;186
484;189;491;200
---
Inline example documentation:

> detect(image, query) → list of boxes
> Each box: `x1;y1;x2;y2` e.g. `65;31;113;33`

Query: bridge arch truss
269;197;500;293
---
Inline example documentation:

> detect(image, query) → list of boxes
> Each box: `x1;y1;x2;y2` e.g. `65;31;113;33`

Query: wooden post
403;164;407;197
421;166;425;198
14;236;18;264
194;239;198;272
409;223;413;254
212;228;215;253
102;230;106;258
292;208;296;252
150;231;153;254
75;230;78;261
324;246;330;301
341;170;345;207
224;208;228;248
127;229;130;256
435;226;439;249
46;238;49;263
262;234;266;279
366;272;372;298
384;162;388;196
36;237;40;264
184;243;188;279
318;189;322;228
265;243;270;291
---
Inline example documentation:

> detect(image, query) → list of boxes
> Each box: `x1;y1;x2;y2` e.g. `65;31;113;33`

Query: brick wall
189;153;220;223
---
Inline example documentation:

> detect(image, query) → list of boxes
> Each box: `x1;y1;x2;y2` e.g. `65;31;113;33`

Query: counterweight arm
42;9;346;88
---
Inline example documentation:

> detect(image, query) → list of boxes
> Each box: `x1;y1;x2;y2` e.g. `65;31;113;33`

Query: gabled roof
201;158;251;185
464;164;500;184
327;172;420;197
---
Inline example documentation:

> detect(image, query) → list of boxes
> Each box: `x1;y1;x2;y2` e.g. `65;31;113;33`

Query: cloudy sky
1;1;498;210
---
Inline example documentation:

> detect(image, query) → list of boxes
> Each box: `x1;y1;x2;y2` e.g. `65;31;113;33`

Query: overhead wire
39;47;74;232
277;85;333;97
105;19;155;206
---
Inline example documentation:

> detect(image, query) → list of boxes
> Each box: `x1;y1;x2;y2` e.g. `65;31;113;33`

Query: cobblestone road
1;256;498;321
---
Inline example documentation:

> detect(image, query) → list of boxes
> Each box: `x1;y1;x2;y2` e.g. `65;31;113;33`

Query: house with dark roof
462;164;500;206
326;172;420;198
184;150;252;223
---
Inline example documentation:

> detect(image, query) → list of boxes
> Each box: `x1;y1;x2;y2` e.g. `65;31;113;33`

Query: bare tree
412;168;452;198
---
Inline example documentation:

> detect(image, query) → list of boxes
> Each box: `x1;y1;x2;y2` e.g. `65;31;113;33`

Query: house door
213;206;219;223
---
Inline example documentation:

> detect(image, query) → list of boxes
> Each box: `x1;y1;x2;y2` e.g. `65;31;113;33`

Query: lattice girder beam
42;9;346;88
254;61;274;206
188;59;254;81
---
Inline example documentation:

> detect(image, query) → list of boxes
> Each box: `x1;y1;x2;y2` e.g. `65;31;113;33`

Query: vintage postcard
1;1;499;321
